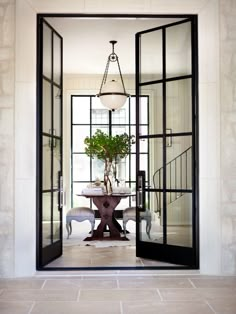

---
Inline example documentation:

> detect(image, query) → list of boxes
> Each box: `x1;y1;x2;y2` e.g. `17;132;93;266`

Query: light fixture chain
116;56;127;94
99;57;110;94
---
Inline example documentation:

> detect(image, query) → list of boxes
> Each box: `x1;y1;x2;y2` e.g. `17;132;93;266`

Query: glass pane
140;84;162;135
166;22;191;78
130;96;136;125
42;192;51;247
73;126;90;153
43;23;51;79
92;158;104;182
92;126;108;135
149;138;163;189
53;139;61;189
43;79;51;134
92;97;109;124
42;135;51;190
167;193;192;247
53;192;60;243
72;97;90;124
131;126;136;153
112;105;129;125
166;136;192;190
53;33;61;85
141;30;162;83
139;191;163;243
53;86;61;137
72;183;91;207
130;154;136;181
72;154;90;181
166;79;192;133
112;125;129;136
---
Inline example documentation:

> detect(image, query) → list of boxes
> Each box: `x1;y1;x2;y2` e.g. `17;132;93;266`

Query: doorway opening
36;14;199;270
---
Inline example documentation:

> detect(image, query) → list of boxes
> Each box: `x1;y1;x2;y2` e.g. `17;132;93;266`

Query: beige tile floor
46;221;183;268
0;274;236;313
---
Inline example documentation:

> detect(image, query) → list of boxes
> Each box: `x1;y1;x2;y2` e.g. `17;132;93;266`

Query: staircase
153;146;192;215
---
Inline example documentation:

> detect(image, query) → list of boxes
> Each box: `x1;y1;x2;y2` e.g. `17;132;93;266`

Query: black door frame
135;18;199;267
36;17;63;268
36;13;199;270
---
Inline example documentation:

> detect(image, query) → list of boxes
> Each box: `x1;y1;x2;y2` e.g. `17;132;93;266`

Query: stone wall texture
220;0;236;273
0;0;15;277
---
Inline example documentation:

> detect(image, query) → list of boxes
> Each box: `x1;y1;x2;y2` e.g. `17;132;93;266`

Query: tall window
71;95;149;210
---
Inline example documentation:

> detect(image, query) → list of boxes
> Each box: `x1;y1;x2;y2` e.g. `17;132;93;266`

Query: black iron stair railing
153;146;192;215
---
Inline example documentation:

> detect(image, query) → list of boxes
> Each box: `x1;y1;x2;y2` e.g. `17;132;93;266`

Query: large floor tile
0;289;78;301
118;276;192;288
43;278;118;289
122;301;214;314
207;298;236;314
31;301;121;314
0;301;33;314
190;277;236;288
79;288;160;302
159;287;236;301
0;279;45;289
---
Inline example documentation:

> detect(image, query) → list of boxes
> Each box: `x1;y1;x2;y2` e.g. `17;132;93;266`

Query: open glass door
37;18;63;267
135;18;198;267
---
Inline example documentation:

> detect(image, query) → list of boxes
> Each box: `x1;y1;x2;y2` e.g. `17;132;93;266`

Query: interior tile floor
46;220;186;268
0;274;236;314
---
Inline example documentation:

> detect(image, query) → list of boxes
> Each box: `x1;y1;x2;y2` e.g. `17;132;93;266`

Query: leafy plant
84;129;135;163
84;129;135;193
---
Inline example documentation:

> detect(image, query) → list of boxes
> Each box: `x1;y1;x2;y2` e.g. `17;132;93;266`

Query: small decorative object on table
84;129;135;194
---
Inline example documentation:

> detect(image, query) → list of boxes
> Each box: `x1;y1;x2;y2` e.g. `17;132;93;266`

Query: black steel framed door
135;18;198;267
37;18;63;267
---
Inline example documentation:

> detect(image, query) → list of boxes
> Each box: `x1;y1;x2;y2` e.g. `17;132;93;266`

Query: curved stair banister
153;146;192;215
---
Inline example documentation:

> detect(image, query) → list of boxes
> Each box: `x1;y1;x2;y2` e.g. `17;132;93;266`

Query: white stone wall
0;0;15;277
220;0;236;274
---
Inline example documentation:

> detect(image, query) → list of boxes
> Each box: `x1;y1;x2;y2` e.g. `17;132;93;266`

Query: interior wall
0;0;15;277
6;0;225;277
220;0;236;274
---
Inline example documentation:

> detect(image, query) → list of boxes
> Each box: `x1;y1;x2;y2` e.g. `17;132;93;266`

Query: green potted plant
84;129;135;193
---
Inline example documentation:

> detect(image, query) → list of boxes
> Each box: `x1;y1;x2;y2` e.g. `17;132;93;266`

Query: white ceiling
46;17;183;75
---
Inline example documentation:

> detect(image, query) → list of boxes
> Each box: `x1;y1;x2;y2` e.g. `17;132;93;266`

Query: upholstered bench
66;207;95;239
123;207;152;239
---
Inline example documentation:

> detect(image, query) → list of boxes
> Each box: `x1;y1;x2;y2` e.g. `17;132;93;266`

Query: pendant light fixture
97;40;130;111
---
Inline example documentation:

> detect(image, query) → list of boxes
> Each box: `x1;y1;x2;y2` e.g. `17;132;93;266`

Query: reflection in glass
53;192;60;243
42;192;51;247
43;80;51;134
43;23;51;79
54;86;61;136
166;79;192;133
140;85;162;135
53;139;61;189
166;22;191;78
166;136;192;190
149;138;163;189
139;191;163;244
141;30;162;83
53;33;61;85
43;136;51;190
167;193;192;247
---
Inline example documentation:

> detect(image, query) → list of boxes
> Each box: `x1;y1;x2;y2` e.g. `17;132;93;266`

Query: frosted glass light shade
99;80;129;110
